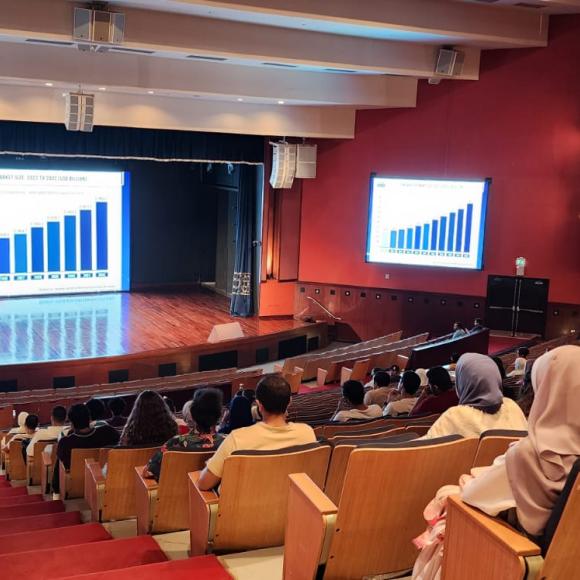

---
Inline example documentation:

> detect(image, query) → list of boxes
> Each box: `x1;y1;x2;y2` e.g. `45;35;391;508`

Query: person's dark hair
374;371;391;388
242;389;256;404
517;347;530;358
256;374;292;415
342;380;365;406
426;366;453;392
221;393;253;434
390;364;400;373
68;404;91;430
86;398;106;421
108;397;126;417
25;414;39;430
491;356;507;380
474;318;483;326
190;388;223;434
371;367;385;377
162;396;176;414
450;352;460;363
51;405;67;424
120;390;178;446
401;371;421;396
454;321;466;330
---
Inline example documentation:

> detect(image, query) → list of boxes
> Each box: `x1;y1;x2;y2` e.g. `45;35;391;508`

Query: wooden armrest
317;368;329;387
289;473;337;514
85;458;106;484
273;364;284;373
293;366;304;374
447;496;540;556
188;470;219;504
135;465;157;535
135;465;158;491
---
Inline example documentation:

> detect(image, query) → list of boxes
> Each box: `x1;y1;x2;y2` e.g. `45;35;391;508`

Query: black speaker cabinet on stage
485;275;549;336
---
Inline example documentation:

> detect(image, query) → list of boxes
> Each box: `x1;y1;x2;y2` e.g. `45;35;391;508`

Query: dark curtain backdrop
230;165;259;317
0;121;264;163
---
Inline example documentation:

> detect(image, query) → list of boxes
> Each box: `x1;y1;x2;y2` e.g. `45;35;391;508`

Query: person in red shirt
410;366;459;416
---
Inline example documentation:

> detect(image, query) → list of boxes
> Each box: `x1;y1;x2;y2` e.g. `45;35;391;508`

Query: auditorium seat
59;555;233;580
189;442;331;556
135;450;213;535
442;460;580;580
0;510;83;535
472;429;528;468
0;523;111;556
0;499;65;519
85;447;160;522
6;439;27;480
338;357;370;386
27;439;56;486
41;442;58;494
60;448;101;499
0;535;167;579
284;435;479;578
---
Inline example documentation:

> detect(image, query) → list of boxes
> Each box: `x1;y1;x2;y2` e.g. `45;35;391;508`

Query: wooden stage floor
0;290;307;366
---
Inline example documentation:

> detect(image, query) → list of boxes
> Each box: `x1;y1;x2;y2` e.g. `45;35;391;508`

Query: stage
0;290;328;390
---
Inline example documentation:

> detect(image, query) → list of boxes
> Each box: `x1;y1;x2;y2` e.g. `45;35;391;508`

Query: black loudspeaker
486;275;549;336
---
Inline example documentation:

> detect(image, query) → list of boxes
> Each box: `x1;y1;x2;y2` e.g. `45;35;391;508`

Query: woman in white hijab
1;412;29;449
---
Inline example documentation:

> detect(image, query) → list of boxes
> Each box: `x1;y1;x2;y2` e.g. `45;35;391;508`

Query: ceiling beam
0;0;481;79
0;42;418;108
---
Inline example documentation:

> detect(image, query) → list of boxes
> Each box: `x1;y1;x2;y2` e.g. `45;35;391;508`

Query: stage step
0;494;44;507
0;523;111;556
0;510;83;535
0;536;167;579
0;499;65;519
60;556;232;580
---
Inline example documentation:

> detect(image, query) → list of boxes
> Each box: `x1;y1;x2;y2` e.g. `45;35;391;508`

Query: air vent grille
262;62;298;68
324;68;357;73
186;55;228;61
109;47;155;55
25;38;75;47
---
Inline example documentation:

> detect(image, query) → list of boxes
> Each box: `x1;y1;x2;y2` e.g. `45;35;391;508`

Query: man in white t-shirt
198;374;317;490
332;380;383;422
26;406;67;458
383;370;421;417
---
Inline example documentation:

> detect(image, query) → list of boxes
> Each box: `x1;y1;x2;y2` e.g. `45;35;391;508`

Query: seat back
64;448;101;499
102;446;160;521
7;440;26;481
0;406;14;430
323;436;479;578
322;417;393;439
473;430;527;468
283;370;303;395
154;450;213;533
28;440;56;485
213;443;331;552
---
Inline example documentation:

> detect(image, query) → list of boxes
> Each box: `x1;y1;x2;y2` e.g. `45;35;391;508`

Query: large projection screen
366;176;489;270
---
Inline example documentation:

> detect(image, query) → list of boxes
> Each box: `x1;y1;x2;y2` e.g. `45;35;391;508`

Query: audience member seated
451;321;468;339
243;389;261;422
415;368;429;392
53;403;120;496
197;374;316;491
363;371;393;407
508;347;530;377
26;406;67;459
383;371;421;417
332;380;383;422
106;397;128;428
423;353;527;439
517;363;535;417
413;345;579;577
3;411;28;440
11;414;39;461
470;317;485;333
363;367;386;389
410;367;459;416
119;390;178;447
446;352;460;372
86;398;110;427
219;393;254;434
145;388;226;481
491;355;507;380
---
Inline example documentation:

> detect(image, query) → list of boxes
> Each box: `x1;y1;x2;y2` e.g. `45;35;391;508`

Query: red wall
300;16;580;305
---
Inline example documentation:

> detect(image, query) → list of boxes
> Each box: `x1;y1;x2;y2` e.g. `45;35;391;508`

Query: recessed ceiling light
237;98;243;102
44;82;53;87
147;90;155;95
277;100;285;105
98;87;106;91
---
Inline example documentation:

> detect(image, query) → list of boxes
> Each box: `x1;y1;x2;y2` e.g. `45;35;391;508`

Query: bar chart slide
0;169;130;298
366;177;489;270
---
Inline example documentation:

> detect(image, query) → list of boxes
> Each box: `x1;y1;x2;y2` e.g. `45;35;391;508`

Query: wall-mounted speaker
65;93;95;132
435;48;464;77
295;144;317;179
270;142;297;189
73;7;125;44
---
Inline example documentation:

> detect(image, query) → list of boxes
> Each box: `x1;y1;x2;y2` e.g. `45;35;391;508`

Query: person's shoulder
289;421;316;434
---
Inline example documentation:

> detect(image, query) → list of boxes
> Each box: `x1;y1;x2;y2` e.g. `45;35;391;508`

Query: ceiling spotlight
237;98;243;102
147;90;155;95
98;87;107;91
277;100;285;105
45;82;54;87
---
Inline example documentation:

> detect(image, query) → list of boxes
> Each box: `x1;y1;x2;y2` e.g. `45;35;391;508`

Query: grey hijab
455;353;503;414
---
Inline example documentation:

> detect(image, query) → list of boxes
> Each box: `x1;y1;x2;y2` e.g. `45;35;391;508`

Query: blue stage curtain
0;121;263;164
230;165;258;317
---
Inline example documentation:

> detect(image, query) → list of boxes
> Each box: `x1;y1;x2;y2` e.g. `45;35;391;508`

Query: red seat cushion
0;523;112;555
0;511;82;535
0;536;167;579
0;500;65;519
59;556;232;580
0;495;44;507
0;487;28;497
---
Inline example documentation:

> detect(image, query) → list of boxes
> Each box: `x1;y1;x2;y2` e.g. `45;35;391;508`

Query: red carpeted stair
0;536;168;579
0;494;44;506
0;499;65;519
60;556;233;579
0;511;83;535
0;523;112;556
0;486;28;497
